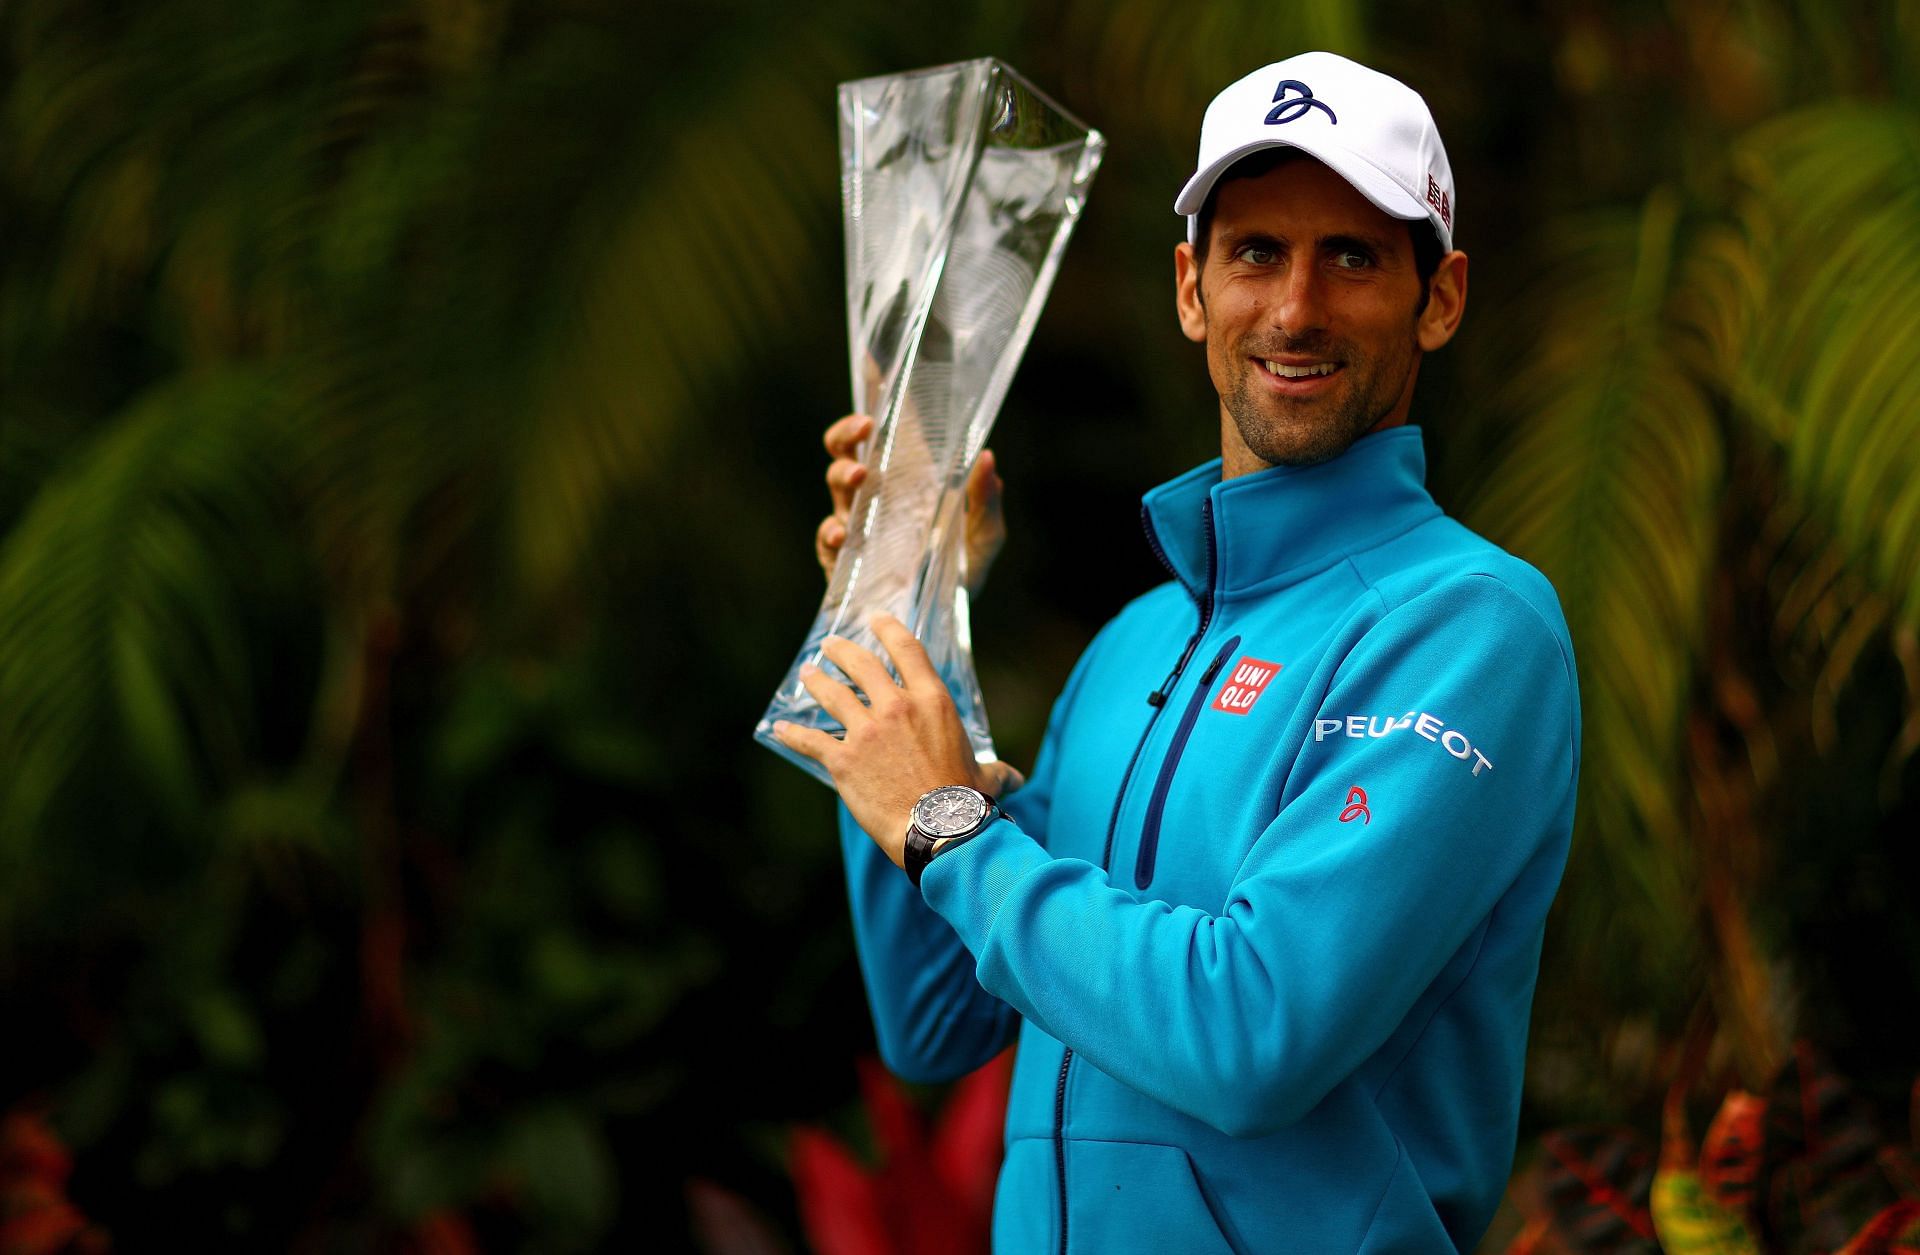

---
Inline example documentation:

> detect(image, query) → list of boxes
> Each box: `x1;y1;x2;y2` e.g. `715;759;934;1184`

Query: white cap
1175;51;1455;252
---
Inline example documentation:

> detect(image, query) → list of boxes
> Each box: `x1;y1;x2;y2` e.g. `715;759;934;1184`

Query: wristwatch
904;785;1002;888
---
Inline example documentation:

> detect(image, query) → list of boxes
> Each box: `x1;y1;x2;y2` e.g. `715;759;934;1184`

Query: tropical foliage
1505;1043;1920;1254
1451;10;1920;1111
2;0;1917;1249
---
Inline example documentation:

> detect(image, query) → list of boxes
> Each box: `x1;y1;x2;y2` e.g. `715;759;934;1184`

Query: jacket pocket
993;1138;1055;1254
1066;1140;1238;1255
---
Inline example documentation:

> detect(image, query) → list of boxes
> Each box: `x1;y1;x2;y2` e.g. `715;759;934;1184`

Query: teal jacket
839;427;1580;1253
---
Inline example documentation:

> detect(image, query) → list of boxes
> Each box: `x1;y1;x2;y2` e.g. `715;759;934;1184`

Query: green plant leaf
1735;104;1920;631
0;369;288;878
1458;191;1723;1026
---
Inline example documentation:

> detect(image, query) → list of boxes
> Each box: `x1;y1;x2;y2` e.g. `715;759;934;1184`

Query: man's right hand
815;413;1006;597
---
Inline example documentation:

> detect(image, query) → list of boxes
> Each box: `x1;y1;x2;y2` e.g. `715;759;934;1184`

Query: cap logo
1265;79;1337;126
1425;173;1451;231
1259;80;1336;127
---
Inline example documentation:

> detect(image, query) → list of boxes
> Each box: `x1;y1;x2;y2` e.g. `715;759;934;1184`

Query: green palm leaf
1054;0;1368;149
1457;192;1723;1025
502;34;848;600
0;369;288;886
1734;103;1920;630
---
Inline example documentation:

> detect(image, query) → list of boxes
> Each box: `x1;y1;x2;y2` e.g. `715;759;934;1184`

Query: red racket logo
1339;785;1371;825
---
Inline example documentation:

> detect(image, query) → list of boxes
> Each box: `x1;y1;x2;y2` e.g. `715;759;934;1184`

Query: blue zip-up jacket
839;426;1580;1253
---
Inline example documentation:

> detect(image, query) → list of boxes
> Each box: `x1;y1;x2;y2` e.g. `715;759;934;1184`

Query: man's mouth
1258;359;1339;378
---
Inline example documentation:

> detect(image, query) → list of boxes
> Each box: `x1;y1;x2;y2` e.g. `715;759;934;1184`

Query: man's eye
1333;250;1373;269
1239;245;1277;265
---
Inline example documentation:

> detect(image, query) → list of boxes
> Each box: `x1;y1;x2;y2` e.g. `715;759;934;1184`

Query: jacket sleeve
918;574;1579;1135
837;629;1103;1083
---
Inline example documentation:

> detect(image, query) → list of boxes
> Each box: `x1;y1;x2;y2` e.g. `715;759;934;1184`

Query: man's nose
1269;261;1328;337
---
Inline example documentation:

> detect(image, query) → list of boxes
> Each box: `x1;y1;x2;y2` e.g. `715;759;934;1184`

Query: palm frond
0;369;290;888
1457;192;1724;1023
1051;0;1369;182
1733;103;1920;632
503;32;851;600
2;0;385;344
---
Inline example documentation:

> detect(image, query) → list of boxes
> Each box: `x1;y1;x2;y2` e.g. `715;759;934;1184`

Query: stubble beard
1220;328;1419;468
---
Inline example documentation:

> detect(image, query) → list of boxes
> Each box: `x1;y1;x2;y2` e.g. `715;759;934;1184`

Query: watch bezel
913;785;991;838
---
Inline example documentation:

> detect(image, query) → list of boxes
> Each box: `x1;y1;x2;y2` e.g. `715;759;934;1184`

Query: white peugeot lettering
1313;710;1495;777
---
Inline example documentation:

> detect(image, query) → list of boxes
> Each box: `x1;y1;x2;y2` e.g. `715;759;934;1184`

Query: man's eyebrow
1218;229;1288;254
1321;231;1400;257
1215;228;1404;257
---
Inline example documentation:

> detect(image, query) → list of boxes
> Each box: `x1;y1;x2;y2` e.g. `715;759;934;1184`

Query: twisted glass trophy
756;59;1105;787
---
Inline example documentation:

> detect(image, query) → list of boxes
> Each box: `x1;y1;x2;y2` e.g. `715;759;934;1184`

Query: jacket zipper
1134;634;1240;889
1055;495;1218;1255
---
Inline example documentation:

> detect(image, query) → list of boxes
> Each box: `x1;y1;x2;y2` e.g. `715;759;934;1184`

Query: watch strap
904;794;1001;888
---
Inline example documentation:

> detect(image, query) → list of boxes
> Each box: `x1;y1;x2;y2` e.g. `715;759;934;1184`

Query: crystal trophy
756;59;1105;788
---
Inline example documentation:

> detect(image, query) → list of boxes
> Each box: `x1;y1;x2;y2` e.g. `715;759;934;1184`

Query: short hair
1192;149;1444;314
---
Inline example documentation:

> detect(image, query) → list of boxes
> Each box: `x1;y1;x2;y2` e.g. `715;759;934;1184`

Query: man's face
1175;155;1446;473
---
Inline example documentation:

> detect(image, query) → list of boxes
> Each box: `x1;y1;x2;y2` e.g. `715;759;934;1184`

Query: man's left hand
772;613;1024;867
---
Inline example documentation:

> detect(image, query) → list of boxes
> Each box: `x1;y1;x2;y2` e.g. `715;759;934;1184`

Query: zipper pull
1147;630;1203;706
1153;642;1230;706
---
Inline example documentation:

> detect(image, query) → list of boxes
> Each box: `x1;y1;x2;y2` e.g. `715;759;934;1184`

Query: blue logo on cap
1265;80;1336;125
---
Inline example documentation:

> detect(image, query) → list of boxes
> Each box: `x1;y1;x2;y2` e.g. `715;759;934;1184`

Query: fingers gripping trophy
755;61;1105;787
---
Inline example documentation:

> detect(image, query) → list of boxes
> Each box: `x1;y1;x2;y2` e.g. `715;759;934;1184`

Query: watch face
915;786;988;838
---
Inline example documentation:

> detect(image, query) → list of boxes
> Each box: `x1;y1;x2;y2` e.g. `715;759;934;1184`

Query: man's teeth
1262;360;1337;378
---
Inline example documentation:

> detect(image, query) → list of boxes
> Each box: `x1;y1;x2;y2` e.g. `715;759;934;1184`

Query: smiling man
1182;149;1462;474
777;51;1580;1254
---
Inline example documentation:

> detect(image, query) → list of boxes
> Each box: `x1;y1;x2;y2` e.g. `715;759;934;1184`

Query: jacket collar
1141;425;1442;603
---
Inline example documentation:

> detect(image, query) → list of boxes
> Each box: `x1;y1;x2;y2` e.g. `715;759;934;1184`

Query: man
774;51;1580;1253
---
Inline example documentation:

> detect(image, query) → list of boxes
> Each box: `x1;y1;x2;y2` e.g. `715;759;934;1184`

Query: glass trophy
756;59;1105;788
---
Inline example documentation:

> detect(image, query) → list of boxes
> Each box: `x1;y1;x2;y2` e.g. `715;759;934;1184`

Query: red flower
0;1109;107;1255
790;1050;1013;1255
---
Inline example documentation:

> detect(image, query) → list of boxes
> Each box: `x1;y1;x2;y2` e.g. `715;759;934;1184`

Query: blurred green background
3;0;1918;1249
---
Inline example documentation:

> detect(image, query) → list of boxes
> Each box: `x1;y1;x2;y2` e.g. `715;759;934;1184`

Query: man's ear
1416;250;1468;352
1174;241;1208;343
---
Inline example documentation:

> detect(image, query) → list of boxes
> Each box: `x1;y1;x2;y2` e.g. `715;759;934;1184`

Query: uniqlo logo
1212;657;1282;715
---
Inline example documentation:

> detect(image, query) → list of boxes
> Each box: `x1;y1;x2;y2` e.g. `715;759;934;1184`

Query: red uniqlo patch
1212;656;1282;715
